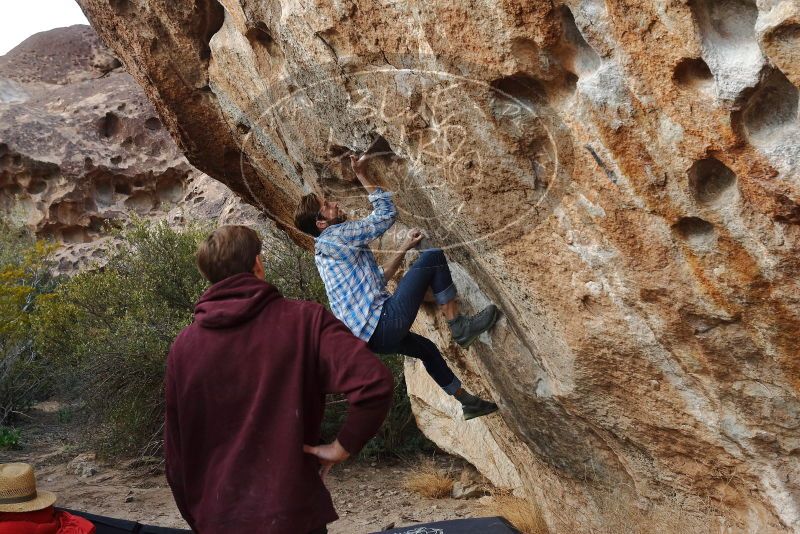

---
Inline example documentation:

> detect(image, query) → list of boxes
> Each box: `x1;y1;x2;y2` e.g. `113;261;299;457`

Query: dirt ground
3;402;482;533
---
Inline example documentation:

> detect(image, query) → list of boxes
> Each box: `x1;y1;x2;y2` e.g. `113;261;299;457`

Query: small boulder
452;481;489;499
68;452;98;478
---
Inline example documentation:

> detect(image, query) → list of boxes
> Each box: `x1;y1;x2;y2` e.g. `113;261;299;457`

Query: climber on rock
294;152;499;420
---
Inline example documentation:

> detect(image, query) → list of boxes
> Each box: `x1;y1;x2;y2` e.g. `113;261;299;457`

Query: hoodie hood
194;273;281;329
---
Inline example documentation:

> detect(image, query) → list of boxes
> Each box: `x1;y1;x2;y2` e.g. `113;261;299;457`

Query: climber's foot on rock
462;398;499;420
455;389;499;421
448;304;500;348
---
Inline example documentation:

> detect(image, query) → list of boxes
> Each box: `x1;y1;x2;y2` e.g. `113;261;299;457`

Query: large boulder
77;1;799;531
0;25;270;270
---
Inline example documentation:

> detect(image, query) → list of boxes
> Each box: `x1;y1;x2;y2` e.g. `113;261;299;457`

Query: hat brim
0;490;56;513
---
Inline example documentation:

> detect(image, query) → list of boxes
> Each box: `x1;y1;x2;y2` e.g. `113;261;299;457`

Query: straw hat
0;463;56;513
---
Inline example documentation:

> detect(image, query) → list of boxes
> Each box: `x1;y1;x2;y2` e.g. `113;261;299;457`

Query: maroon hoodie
164;273;393;534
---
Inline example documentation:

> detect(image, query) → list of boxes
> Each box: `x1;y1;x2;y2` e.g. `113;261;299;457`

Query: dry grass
484;494;549;534
589;491;714;534
403;460;455;499
484;491;714;534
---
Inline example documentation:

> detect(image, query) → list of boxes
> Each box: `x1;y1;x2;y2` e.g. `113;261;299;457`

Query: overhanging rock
78;0;800;531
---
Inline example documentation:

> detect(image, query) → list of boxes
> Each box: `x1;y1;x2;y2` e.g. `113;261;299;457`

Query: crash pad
58;509;191;534
373;516;520;534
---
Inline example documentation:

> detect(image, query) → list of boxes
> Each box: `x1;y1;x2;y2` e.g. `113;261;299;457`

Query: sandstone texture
0;26;268;270
77;1;799;531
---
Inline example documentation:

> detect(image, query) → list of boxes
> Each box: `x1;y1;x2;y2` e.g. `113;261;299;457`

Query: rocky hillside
77;1;799;532
0;25;268;271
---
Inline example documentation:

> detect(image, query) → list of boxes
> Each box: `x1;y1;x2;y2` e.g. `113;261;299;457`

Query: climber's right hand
402;228;424;251
349;153;369;178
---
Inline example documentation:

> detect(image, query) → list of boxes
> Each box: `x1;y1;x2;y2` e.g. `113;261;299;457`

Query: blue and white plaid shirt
315;188;396;341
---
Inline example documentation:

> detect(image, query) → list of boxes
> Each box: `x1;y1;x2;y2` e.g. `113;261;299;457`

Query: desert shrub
0;426;21;449
262;233;328;304
34;220;208;456
484;494;549;534
0;219;58;424
403;459;455;499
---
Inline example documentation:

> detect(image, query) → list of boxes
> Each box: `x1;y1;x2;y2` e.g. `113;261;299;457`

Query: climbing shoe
448;304;499;347
455;389;499;421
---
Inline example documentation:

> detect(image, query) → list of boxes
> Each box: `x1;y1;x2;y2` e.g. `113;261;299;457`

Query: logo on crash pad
396;528;444;534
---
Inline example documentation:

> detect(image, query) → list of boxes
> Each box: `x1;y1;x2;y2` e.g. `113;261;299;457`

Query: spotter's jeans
368;249;461;395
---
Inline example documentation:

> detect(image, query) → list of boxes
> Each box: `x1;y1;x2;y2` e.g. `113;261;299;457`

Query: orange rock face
78;0;799;530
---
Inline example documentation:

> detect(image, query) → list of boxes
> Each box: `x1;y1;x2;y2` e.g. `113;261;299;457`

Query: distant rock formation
72;1;800;531
0;25;268;271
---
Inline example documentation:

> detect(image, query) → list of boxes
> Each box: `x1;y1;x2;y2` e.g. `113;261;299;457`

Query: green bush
262;234;328;304
34;220;208;456
0;219;58;425
0;426;21;449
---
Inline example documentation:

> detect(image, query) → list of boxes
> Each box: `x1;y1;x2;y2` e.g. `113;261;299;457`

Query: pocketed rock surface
70;1;800;531
0;25;270;271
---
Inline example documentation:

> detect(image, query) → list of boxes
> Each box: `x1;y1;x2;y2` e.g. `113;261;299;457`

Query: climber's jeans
368;249;461;395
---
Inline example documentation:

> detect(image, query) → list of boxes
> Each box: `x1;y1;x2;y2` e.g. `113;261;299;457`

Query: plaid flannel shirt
314;188;396;341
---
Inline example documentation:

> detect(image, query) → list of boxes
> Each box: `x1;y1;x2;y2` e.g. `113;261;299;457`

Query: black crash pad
62;509;519;534
373;516;520;534
59;509;192;534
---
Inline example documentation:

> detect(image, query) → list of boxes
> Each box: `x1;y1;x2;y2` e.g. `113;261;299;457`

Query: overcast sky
0;0;90;56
